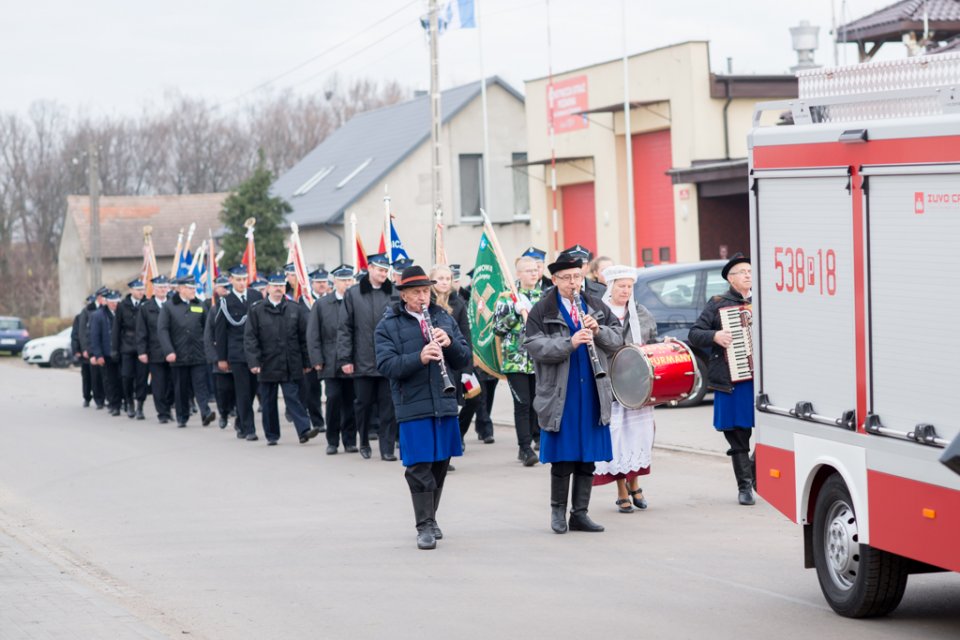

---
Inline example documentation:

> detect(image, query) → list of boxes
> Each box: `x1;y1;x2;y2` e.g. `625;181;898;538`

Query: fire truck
749;52;960;617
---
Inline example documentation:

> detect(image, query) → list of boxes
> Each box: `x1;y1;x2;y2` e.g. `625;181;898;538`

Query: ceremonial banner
241;220;257;285
467;230;512;378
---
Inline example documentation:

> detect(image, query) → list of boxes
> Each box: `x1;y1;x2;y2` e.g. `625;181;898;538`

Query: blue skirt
539;341;612;464
399;415;463;466
713;380;754;431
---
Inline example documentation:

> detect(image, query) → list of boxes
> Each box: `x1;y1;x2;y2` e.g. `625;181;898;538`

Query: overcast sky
3;0;903;117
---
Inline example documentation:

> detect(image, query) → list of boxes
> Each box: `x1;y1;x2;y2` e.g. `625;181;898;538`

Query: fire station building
522;40;797;265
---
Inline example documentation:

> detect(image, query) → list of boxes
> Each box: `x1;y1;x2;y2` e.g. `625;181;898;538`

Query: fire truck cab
749;52;960;617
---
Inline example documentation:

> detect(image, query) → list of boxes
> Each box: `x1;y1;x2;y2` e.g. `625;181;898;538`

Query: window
336;158;373;190
0;318;23;331
659;247;671;263
648;272;697;308
293;166;334;196
512;152;530;218
705;268;727;301
641;248;654;265
459;154;483;219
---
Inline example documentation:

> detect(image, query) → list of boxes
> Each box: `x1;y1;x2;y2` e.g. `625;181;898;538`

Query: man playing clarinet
524;254;623;534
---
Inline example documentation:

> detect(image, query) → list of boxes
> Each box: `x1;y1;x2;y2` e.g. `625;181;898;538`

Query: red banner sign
548;75;588;134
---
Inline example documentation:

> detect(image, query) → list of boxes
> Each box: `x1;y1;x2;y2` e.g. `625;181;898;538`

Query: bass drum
609;341;701;409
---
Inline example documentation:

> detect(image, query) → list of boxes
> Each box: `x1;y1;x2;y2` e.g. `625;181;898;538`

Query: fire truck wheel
812;474;909;618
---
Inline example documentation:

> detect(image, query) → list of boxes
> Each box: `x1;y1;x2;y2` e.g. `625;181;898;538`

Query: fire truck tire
812;474;909;617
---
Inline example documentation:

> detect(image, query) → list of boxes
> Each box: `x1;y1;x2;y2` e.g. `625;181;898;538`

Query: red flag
289;225;314;306
356;233;368;272
241;228;257;285
378;229;387;255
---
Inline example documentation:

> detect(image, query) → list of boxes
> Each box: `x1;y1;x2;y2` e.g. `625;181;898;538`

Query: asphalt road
0;357;957;639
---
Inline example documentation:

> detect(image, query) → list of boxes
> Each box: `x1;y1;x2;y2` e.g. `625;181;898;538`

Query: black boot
568;474;604;532
135;400;145;420
750;451;757;490
550;473;571;534
732;453;756;505
432;487;443;540
411;492;437;550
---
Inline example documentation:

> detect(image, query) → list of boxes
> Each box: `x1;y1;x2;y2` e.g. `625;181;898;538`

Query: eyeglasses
554;273;584;283
728;270;752;277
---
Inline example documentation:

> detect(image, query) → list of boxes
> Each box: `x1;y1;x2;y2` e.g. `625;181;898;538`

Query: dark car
633;259;729;406
0;316;30;355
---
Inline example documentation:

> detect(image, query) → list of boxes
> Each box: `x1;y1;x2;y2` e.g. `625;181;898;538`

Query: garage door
561;182;597;253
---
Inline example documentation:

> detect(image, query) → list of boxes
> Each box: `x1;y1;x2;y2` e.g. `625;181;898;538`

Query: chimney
790;20;821;72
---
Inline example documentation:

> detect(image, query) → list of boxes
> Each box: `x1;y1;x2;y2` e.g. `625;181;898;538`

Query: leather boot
568;474;604;532
125;398;135;418
732;453;756;505
550;473;570;534
432;487;443;540
135;400;145;421
750;451;757;490
411;492;437;550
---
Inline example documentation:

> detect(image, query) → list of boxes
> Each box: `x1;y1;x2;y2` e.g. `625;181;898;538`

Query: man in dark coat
244;273;320;446
79;289;107;409
375;265;471;550
72;295;96;407
298;269;328;433
205;276;235;429
112;279;148;419
89;289;123;416
136;275;174;423
158;277;216;428
337;253;398;460
524;256;623;535
307;264;356;455
215;265;262;441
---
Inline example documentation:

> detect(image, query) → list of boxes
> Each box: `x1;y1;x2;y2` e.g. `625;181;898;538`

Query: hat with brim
150;275;170;285
267;273;287;285
395;265;435;290
174;276;197;287
721;253;751;280
331;264;354;279
127;279;145;290
548;256;583;275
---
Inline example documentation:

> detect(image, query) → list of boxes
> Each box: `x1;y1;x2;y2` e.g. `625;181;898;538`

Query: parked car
22;328;73;368
0;316;30;355
633;259;729;407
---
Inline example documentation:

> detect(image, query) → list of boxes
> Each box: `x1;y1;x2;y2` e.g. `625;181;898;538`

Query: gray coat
336;275;394;378
307;293;348;379
523;289;623;432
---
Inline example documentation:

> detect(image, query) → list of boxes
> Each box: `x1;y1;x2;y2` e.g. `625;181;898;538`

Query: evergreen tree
219;150;290;274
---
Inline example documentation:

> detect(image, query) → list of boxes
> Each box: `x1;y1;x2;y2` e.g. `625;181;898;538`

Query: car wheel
50;349;69;368
671;355;708;408
812;474;908;617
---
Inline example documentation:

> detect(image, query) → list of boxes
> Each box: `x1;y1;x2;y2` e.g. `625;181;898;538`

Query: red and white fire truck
749;52;960;617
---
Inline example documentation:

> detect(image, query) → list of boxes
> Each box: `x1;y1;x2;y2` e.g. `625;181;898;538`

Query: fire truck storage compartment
755;170;856;424
863;166;960;445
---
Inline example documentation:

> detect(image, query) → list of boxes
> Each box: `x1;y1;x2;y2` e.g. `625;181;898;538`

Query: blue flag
446;0;476;29
389;220;409;263
175;250;193;278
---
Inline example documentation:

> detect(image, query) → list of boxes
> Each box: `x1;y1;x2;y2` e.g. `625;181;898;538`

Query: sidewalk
0;528;168;640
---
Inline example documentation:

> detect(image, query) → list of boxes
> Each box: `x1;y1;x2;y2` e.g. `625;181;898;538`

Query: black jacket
111;295;141;356
71;312;82;355
337;275;394;377
157;292;208;366
688;287;751;394
375;302;471;423
244;297;309;382
89;306;115;360
214;289;262;363
307;292;348;379
78;301;98;354
203;298;219;365
136;297;168;363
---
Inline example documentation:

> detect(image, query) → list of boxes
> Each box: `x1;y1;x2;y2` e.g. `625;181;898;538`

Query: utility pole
429;0;442;215
88;142;102;288
622;0;637;267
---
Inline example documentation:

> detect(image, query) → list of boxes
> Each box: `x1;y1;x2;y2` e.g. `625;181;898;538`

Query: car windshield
0;319;22;331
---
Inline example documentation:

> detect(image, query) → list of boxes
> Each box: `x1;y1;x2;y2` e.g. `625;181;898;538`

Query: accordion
719;305;753;382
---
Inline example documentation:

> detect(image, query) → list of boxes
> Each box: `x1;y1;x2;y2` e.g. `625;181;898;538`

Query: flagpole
429;0;443;216
545;0;559;259
350;212;359;275
383;187;392;260
169;227;184;278
242;217;256;285
622;0;638;266
290;222;314;305
477;0;491;213
480;209;519;301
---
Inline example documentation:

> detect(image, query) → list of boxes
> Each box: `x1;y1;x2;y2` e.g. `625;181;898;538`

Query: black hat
721;253;751;280
561;244;593;261
395;265;435;289
548;256;583;275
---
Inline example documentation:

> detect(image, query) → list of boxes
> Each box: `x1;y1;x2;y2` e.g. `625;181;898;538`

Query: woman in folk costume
524;255;623;534
592;265;659;513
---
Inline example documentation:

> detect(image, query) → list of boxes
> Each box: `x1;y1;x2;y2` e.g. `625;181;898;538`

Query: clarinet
572;291;607;379
420;303;456;394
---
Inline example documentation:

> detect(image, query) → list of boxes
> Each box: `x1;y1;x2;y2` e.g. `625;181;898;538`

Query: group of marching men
70;242;756;550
